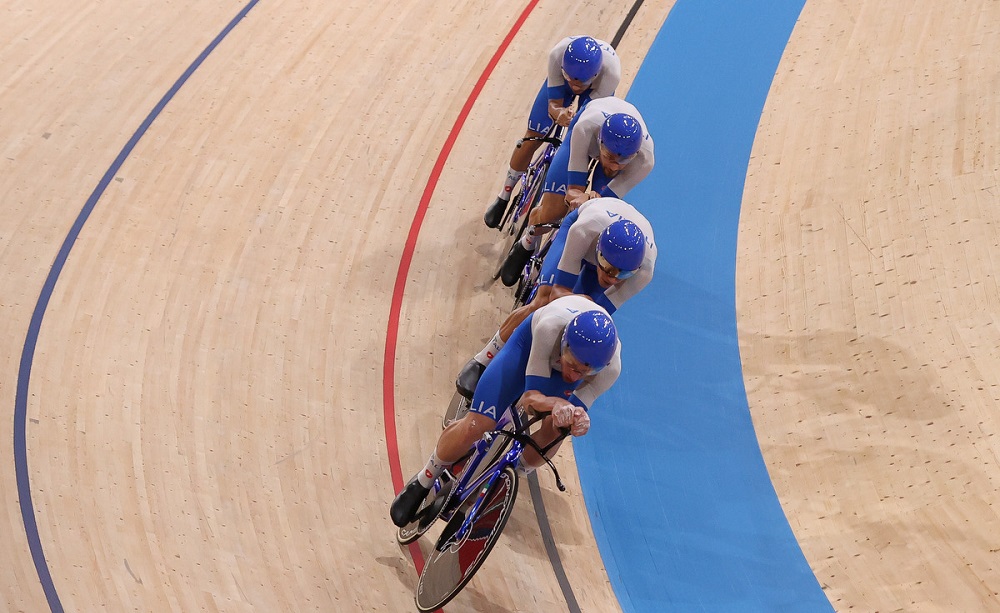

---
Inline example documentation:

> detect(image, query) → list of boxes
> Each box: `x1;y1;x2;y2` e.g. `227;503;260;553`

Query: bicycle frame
499;123;564;231
410;402;571;611
434;406;524;544
513;221;560;309
434;405;565;549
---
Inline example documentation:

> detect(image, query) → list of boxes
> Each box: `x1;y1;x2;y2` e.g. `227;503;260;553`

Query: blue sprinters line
574;0;835;611
13;2;261;610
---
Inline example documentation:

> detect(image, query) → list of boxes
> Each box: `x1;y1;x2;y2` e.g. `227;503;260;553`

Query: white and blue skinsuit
468;295;621;419
538;197;657;313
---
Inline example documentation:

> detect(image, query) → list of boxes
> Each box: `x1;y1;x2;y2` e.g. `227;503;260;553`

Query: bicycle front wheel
414;465;519;612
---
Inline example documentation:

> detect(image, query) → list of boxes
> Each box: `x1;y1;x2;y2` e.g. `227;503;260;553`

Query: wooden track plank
1;0;675;611
739;1;1000;610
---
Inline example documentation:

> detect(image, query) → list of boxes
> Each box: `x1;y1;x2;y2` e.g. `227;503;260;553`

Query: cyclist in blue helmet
562;310;617;375
562;36;604;83
483;36;621;229
391;295;621;527
600;112;643;158
499;96;654;287
597;219;645;274
459;198;655;398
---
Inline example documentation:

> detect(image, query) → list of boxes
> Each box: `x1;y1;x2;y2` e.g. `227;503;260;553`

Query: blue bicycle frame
433;405;566;548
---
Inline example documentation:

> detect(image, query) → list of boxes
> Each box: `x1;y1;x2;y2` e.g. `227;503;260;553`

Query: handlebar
515;122;565;150
492;408;572;491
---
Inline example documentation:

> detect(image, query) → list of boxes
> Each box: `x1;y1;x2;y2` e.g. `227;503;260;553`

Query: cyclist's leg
529;191;568;227
511;81;573;170
392;411;497;527
395;353;518;528
457;302;531;397
528;207;577;304
468;212;573;387
509;132;544;172
500;151;570;282
516;82;554;167
436;411;495;463
486;82;550;227
524;138;572;246
444;322;534;458
496;300;537;342
504;87;574;242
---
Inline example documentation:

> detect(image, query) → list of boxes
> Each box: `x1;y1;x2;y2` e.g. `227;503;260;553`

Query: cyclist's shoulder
580;196;646;221
581;96;642;122
544;294;611;320
594;38;618;56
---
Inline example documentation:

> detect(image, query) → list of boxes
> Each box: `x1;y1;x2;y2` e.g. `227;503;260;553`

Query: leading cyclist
483;35;621;228
390;296;621;527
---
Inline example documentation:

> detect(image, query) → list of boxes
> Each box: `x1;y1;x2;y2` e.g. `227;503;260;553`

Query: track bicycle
507;158;601;310
492;123;565;281
399;400;569;612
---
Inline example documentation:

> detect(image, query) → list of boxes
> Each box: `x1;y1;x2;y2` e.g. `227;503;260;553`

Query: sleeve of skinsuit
606;138;655;198
569;341;622;410
567;109;601;186
553;201;603;287
524;308;565;381
589;39;621;99
546;37;573;100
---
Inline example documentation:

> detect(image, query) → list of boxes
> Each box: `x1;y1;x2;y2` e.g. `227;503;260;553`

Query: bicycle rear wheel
414;465;520;612
492;198;531;281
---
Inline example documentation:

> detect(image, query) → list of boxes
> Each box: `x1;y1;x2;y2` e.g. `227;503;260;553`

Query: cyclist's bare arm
498;283;589;342
519;391;590;468
518;390;573;417
565;185;600;210
548;284;584;302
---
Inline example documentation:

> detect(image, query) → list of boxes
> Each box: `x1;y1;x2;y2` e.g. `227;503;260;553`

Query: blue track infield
573;1;836;611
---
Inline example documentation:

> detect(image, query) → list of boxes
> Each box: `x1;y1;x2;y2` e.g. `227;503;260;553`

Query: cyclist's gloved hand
570;407;590;437
552;404;575;428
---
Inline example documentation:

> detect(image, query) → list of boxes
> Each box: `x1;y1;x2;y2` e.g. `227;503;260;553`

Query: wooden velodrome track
1;1;997;612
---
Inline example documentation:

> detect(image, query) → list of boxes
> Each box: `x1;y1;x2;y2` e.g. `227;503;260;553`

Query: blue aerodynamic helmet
599;113;643;158
597;220;645;278
561;311;618;374
562;36;603;83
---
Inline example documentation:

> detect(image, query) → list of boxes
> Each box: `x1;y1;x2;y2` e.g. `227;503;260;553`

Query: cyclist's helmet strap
562;311;618;372
598;220;646;272
562;36;603;83
599;113;643;158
